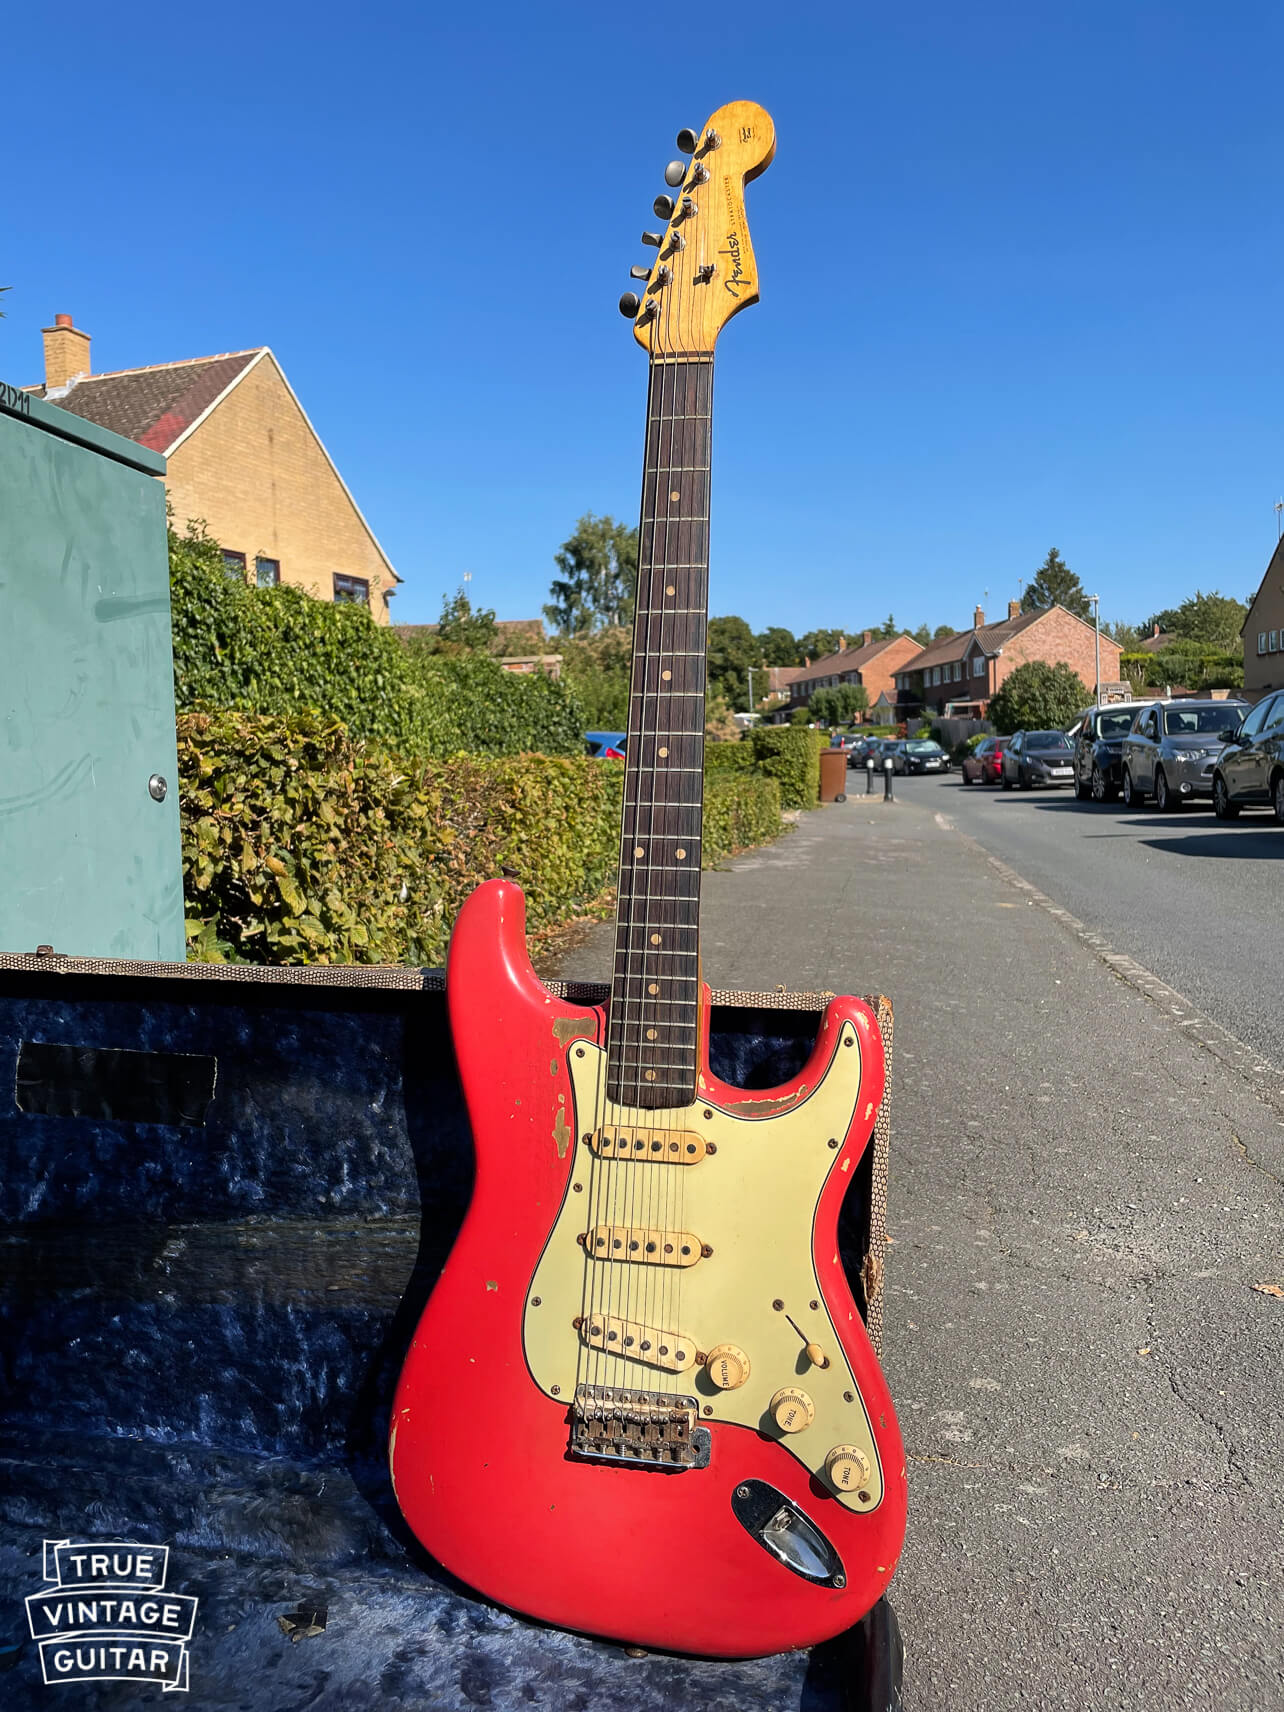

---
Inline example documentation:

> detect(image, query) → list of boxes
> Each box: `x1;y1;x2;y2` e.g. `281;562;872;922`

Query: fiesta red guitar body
390;880;906;1659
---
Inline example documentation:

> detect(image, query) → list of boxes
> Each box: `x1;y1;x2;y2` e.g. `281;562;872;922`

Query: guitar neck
607;354;715;1109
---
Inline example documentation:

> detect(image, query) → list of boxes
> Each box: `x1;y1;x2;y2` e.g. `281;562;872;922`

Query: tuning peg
676;127;699;154
673;194;696;223
641;230;664;248
689;161;710;186
653;194;676;220
663;160;687;187
629;265;651;281
619;292;641;318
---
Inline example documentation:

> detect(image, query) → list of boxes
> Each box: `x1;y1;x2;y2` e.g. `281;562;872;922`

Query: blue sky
6;2;1282;636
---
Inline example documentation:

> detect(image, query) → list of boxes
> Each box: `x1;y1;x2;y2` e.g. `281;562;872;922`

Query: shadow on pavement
1140;830;1284;859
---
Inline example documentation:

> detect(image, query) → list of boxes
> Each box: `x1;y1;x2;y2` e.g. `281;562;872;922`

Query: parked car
1070;702;1152;801
890;739;951;775
1211;692;1284;822
961;735;1005;785
1120;698;1249;810
584;730;627;759
846;738;881;768
1000;730;1075;790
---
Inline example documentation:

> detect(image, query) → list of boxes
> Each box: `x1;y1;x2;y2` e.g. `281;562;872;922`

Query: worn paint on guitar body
390;880;907;1658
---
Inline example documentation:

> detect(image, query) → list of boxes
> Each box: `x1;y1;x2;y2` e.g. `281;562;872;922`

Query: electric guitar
391;101;906;1659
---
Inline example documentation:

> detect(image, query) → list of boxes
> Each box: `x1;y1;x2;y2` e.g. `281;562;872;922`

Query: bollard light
883;756;894;801
865;756;875;795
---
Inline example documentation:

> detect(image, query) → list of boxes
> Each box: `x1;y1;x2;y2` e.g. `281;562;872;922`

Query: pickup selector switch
704;1343;750;1390
769;1387;815;1433
824;1445;871;1492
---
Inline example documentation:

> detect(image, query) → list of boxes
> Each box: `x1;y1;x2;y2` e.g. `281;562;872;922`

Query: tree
757;625;801;666
809;687;841;726
706;615;762;710
435;584;498;652
796;628;848;662
1021;548;1091;619
809;683;868;726
1144;590;1247;654
932;623;955;640
558;626;632;727
877;613;899;639
1105;619;1141;651
911;623;932;646
987;660;1089;734
544;513;638;635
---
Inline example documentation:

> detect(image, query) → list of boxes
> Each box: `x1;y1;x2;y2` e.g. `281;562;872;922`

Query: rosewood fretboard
607;355;714;1109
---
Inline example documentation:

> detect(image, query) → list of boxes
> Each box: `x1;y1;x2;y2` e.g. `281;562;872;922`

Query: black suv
1071;703;1149;802
1212;692;1284;822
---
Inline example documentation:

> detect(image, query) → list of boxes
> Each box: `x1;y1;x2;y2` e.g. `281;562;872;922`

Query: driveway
553;789;1284;1712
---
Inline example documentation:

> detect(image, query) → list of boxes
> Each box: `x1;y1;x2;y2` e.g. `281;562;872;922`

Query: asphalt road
910;766;1284;1062
554;791;1284;1712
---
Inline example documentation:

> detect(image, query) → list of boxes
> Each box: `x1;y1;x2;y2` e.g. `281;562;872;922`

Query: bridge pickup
589;1125;707;1163
570;1384;710;1470
578;1313;697;1372
585;1225;703;1267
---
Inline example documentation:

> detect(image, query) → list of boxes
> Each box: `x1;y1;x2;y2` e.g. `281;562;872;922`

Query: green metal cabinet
0;384;184;960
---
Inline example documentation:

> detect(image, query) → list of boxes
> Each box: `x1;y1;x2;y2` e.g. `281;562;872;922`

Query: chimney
42;313;91;390
1008;599;1021;620
837;635;847;653
1152;621;1160;638
973;605;985;628
863;630;872;647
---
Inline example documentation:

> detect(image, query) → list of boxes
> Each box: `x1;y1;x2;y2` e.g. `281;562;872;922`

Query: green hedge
170;523;586;759
748;727;826;809
703;740;758;775
179;712;781;964
704;773;782;862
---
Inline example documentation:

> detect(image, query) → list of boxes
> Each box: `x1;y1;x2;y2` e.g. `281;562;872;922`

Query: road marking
942;819;1284;1123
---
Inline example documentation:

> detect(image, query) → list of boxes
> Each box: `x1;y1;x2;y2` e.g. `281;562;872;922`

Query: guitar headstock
622;100;776;357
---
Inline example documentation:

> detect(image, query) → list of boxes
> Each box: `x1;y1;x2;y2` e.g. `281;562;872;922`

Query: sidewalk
553;795;1284;1712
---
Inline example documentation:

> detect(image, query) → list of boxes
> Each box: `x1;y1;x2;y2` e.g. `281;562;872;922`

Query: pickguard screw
551;1386;561;1396
576;1047;585;1057
772;1299;784;1312
703;1405;713;1416
573;1183;583;1193
844;1391;854;1403
844;1038;854;1047
530;1296;542;1306
833;1573;846;1588
582;1132;591;1144
857;1491;871;1505
809;1299;819;1311
705;1143;717;1155
701;1244;714;1257
736;1485;751;1499
703;1108;714;1119
827;1138;839;1149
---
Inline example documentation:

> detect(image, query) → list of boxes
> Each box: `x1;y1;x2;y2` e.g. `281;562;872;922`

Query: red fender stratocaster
391;101;906;1658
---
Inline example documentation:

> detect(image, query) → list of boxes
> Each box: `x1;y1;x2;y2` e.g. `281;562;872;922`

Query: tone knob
663;160;687;187
704;1343;750;1390
618;292;641;318
825;1445;872;1492
769;1387;815;1434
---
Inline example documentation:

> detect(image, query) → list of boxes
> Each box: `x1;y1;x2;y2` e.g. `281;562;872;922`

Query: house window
954;661;963;681
1260;633;1268;655
1272;631;1279;654
221;550;246;578
333;574;369;606
256;557;280;588
973;654;985;677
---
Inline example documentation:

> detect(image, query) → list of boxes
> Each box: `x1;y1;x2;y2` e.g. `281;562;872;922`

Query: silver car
1120;698;1249;810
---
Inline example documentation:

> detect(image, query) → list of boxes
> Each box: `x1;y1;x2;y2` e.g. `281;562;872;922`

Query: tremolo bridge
570;1384;710;1471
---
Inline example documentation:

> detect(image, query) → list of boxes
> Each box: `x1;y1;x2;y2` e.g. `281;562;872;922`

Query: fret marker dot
675;848;686;859
666;585;675;596
634;846;645;858
650;932;662;945
648;982;660;994
670;490;680;502
661;670;672;681
658;746;669;757
645;1070;657;1082
646;1028;657;1040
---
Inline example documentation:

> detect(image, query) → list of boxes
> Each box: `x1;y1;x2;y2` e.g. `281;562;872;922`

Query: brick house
29;314;400;622
782;632;924;719
895;601;1120;718
1241;535;1284;703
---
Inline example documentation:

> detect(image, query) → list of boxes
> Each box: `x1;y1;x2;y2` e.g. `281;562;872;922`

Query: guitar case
0;951;903;1710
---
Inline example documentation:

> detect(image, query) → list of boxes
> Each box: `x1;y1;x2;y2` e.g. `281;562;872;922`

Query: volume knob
825;1445;872;1492
704;1343;750;1390
768;1387;815;1434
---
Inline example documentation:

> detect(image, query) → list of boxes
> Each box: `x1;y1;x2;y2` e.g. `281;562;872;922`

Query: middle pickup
583;1224;705;1267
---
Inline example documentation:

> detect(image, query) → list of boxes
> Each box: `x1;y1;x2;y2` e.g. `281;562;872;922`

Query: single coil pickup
584;1224;704;1267
588;1126;708;1163
578;1314;697;1372
569;1384;707;1469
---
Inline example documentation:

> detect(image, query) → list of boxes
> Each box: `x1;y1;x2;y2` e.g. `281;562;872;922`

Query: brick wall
1244;538;1284;703
164;355;396;624
859;635;923;708
998;609;1120;700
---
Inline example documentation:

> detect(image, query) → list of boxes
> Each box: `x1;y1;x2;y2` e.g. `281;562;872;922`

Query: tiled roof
34;351;264;454
909;609;1046;673
794;634;919;683
1138;630;1175;652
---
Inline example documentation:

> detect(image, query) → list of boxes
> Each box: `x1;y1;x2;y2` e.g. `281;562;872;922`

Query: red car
960;735;1004;784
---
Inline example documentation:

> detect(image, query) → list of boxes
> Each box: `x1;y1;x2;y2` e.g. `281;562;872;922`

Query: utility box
0;384;184;960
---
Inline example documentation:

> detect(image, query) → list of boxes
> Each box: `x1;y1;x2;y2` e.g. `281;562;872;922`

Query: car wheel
1154;768;1178;813
1273;773;1284;827
1001;770;1012;791
1074;773;1091;801
1090;764;1112;803
1019;767;1032;790
1121;766;1141;808
1212;773;1240;820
